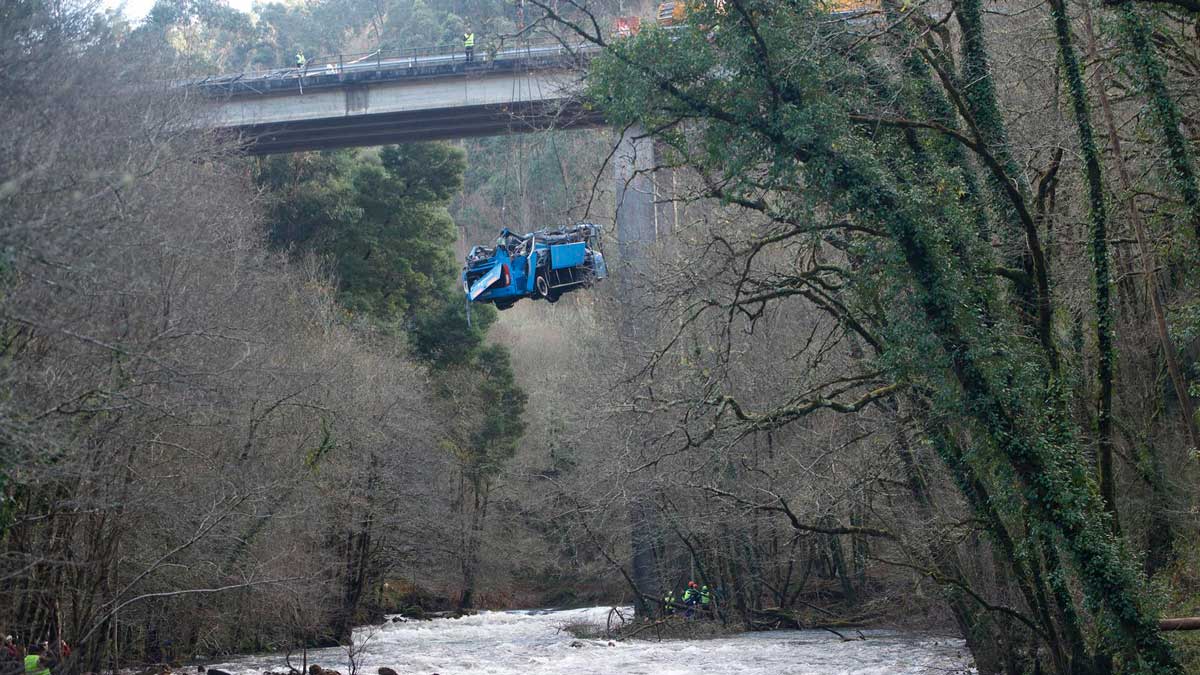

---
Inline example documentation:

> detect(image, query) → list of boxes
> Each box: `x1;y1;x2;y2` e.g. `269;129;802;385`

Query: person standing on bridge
295;51;306;72
463;30;475;62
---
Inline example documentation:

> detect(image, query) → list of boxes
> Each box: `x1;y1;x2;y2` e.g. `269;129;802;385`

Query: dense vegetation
0;0;546;668
538;0;1200;672
3;0;1200;673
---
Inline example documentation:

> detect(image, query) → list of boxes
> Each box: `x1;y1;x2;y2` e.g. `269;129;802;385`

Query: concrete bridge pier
613;125;662;617
614;125;658;276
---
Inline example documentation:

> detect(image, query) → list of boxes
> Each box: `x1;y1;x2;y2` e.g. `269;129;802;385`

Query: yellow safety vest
464;33;475;47
25;655;50;675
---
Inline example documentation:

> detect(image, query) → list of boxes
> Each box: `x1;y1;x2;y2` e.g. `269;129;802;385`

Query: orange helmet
689;581;697;587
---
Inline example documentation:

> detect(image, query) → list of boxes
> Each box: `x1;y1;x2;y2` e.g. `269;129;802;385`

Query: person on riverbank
662;590;677;616
699;585;712;618
23;644;48;675
463;30;475;62
35;643;56;673
681;581;699;618
1;637;21;675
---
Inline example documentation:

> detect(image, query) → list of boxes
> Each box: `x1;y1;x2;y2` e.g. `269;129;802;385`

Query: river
205;607;974;675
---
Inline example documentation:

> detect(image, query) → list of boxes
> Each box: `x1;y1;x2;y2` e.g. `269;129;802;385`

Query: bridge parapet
194;40;600;99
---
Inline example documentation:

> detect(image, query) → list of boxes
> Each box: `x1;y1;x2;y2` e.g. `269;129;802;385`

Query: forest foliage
4;0;1200;674
533;0;1200;672
0;0;546;669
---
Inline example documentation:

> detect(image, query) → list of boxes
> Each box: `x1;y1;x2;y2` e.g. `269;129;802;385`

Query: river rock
400;606;426;620
207;670;232;675
378;668;399;675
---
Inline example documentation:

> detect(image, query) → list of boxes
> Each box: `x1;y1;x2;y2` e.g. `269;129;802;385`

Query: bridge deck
196;41;601;153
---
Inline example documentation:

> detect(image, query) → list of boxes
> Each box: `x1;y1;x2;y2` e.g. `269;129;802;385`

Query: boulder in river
378;668;399;675
207;670;233;675
400;606;426;620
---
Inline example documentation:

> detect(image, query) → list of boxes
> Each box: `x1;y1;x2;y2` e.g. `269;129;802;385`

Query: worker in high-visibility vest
463;31;475;62
681;580;699;618
22;645;48;675
700;584;712;617
295;51;306;71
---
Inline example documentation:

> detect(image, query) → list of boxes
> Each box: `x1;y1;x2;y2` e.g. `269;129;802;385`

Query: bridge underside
232;99;604;154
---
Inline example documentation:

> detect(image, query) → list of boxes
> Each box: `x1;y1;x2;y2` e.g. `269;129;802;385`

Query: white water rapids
205;607;975;675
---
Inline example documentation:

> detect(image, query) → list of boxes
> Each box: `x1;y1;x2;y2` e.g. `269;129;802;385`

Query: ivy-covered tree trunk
1082;1;1199;457
1114;2;1200;241
867;62;1054;668
871;29;1072;669
1048;0;1120;533
937;1;1059;371
955;0;1040;315
1081;1;1188;580
877;183;1175;671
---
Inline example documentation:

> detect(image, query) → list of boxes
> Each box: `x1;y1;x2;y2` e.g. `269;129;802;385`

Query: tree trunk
1115;3;1200;240
1087;3;1200;455
1048;0;1120;533
956;0;1039;317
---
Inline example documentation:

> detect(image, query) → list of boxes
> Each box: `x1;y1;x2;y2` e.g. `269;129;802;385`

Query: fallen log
751;606;881;631
615;619;667;642
1160;617;1200;631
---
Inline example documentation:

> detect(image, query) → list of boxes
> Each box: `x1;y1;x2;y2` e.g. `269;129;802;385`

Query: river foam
206;606;974;675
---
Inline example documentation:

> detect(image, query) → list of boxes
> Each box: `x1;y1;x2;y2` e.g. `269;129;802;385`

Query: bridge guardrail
193;38;600;94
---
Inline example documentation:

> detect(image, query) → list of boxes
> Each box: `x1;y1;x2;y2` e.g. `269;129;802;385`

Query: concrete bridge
197;41;605;155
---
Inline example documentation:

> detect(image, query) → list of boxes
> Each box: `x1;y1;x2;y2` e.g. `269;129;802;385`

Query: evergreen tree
257;143;465;320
